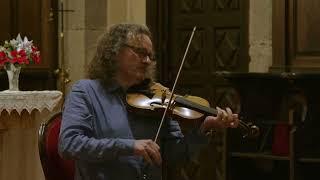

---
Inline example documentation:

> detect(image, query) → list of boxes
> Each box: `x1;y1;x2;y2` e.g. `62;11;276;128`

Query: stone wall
249;0;273;72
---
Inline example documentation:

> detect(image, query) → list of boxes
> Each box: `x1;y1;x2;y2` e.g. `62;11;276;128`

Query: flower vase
4;63;21;91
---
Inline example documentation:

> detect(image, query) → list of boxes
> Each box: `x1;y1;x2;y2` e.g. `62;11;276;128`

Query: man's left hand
200;107;239;133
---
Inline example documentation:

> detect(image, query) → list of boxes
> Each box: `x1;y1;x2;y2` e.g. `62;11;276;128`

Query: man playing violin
58;23;239;180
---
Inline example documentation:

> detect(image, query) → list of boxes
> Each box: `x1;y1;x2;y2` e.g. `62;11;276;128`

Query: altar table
0;90;63;180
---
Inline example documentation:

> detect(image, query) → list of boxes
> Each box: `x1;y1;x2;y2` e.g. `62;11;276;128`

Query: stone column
249;0;273;72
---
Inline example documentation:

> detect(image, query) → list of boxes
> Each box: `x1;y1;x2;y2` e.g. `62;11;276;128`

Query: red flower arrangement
0;34;41;67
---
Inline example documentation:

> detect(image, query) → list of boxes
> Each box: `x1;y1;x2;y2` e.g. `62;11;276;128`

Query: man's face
115;34;154;87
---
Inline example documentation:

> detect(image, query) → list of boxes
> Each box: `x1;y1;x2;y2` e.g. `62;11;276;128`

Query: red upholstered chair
38;111;75;180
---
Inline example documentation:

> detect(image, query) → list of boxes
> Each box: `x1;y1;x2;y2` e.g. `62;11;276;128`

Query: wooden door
147;0;249;180
0;0;58;90
272;0;320;72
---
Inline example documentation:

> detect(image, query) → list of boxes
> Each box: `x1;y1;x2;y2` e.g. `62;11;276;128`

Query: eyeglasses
124;44;155;61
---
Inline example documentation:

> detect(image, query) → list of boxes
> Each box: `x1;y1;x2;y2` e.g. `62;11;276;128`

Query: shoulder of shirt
73;79;97;86
71;79;102;91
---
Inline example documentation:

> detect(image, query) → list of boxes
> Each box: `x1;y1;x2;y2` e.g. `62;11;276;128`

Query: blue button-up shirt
58;79;189;180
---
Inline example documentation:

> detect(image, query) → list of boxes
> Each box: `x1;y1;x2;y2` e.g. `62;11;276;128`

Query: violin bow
154;26;197;142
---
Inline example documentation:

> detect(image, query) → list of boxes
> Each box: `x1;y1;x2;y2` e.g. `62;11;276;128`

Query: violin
126;81;259;138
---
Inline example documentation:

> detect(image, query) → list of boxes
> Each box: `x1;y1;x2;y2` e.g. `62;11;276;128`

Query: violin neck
174;96;259;138
174;96;218;116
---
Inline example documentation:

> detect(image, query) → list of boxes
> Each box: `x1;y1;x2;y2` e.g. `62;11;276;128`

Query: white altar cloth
0;90;63;180
0;90;62;114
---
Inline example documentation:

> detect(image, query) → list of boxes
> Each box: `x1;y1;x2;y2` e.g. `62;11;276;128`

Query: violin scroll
238;121;260;138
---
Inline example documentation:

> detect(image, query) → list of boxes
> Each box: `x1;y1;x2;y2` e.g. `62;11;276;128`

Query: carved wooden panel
174;28;205;71
215;29;241;71
163;0;248;83
168;28;206;86
215;0;240;10
179;0;205;13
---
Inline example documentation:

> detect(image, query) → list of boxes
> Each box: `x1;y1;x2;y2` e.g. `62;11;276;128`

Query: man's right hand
133;139;162;166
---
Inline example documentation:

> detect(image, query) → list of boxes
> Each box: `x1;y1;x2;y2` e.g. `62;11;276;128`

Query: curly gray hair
86;23;156;87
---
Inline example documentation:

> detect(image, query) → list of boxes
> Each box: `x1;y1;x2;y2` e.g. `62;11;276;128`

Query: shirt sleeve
58;81;134;162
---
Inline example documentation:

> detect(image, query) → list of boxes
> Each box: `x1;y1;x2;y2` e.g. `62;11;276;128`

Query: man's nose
141;56;152;64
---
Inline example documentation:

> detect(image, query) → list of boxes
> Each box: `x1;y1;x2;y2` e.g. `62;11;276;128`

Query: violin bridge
161;89;167;104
